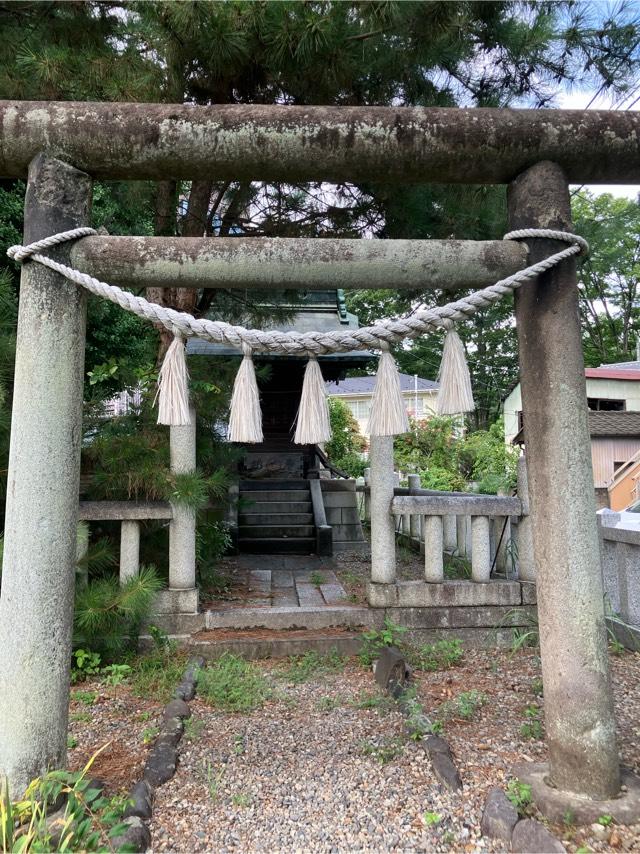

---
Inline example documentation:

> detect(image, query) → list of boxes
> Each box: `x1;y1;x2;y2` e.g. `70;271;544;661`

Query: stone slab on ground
396;580;522;608
511;819;565;853
424;735;463;791
513;762;640;825
296;582;325;608
374;647;410;697
271;570;294;588
187;629;364;660
205;605;374;631
480;787;518;842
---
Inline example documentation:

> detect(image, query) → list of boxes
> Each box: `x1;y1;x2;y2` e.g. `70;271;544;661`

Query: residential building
504;358;640;507
325;373;440;438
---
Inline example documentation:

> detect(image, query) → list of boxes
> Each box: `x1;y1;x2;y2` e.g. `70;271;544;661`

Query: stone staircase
238;480;316;554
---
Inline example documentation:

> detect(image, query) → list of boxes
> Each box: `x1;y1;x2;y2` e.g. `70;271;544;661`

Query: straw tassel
367;343;410;437
156;335;191;426
293;354;331;445
436;325;475;415
228;344;263;443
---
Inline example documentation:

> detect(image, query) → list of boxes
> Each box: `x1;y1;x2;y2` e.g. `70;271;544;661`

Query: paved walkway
213;554;352;610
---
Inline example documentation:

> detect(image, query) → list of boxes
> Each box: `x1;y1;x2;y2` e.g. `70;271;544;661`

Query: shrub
359;618;407;666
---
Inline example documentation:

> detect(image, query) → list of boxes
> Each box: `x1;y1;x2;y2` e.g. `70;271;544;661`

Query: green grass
438;690;486;722
71;690;98;706
360;736;404;764
309;571;326;587
129;646;189;703
198;653;271;712
281;648;346;684
407;638;463;672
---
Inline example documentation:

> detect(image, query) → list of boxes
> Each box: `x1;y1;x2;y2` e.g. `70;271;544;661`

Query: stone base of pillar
154;588;199;616
513;763;640;825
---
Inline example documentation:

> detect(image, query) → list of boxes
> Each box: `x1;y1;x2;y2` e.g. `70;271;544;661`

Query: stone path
209;554;353;611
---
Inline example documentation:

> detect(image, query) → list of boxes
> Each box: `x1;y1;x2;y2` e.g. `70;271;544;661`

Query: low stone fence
599;514;640;649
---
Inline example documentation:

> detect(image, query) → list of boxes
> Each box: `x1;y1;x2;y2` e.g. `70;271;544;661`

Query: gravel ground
66;648;640;852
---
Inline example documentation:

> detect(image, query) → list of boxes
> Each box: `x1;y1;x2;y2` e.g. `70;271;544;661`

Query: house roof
589;411;640;437
325;373;439;395
585;367;640;381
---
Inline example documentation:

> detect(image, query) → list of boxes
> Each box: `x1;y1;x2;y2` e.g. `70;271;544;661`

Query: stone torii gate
0;101;639;818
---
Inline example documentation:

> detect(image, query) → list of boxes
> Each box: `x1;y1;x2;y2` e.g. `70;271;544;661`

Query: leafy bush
359;618;407;666
196;521;233;594
198;653;271;712
73;565;163;660
325;398;366;476
438;690;486;722
0;749;128;852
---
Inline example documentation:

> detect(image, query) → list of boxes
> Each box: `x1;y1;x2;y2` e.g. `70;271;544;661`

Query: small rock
160;716;184;743
174;681;196;701
424;736;462;791
511;819;565;853
591;823;608;836
123;780;154;820
374;647;410;698
163;698;191;721
480;788;518;842
111;816;151;853
143;742;177;787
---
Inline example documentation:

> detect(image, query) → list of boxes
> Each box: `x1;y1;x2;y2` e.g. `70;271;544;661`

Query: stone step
239;479;307;490
241;490;311;502
241;501;313;514
239;524;315;539
186;629;366;660
238;537;316;554
206;605;372;631
239;513;314;526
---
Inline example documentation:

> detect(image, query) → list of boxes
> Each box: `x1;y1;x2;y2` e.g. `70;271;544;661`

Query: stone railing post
471;516;491;582
164;404;198;615
516;456;536;582
509;162;620;800
363;467;371;522
456;515;469;556
408;474;421;541
369;435;396;584
424;515;444;583
0;155;91;795
119;520;141;585
443;514;457;552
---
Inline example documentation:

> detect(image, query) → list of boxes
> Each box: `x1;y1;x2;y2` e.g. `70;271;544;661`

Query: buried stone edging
481;786;566;852
112;655;205;853
373;646;462;792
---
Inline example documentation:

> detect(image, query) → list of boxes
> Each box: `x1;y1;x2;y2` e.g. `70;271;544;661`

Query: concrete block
331;523;363;541
154;587;199;615
367;582;398;607
521;582;537;605
395;580;521;608
326;508;342;524
340;507;361;524
323;493;354;509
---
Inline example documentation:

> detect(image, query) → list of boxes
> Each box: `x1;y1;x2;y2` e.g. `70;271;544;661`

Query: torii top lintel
0;101;639;185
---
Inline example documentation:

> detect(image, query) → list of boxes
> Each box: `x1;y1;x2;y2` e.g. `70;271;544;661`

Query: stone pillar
363;467;371;523
369;435;396;584
509;161;620;799
424;516;444;583
408;474;421;540
443;514;457;552
516;456;536;582
456;515;468;557
119;520;141;585
471;516;491;582
0;155;91;795
168;406;197;596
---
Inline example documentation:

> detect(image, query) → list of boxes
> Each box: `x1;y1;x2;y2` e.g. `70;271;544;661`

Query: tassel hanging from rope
367;343;409;437
436;325;475;415
156;335;191;426
228;344;263;443
293;354;331;445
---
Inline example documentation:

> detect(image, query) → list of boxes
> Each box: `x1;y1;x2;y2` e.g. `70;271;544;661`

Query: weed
198;653;271;712
184;717;205;742
130;645;189;704
67;735;78;749
443;553;471;580
102;663;131;695
442;830;455;845
142;726;159;745
520;704;544;740
72;690;98;706
316;696;342;712
531;677;543;697
506;779;532;815
351;692;392;713
360;737;404;764
137;711;152;722
424;811;441;826
309;571;326;587
70;711;92;724
438;690;486;722
71;649;102;684
359;618;407;666
282;649;345;684
203;760;225;802
232;793;252;807
562;809;576;827
233;734;246;755
598;814;614;827
409;639;463;672
609;636;625;656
